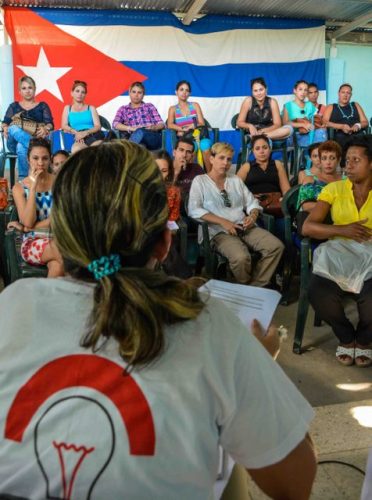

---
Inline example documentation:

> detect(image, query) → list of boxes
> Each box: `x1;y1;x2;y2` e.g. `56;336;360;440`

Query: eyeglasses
220;189;232;207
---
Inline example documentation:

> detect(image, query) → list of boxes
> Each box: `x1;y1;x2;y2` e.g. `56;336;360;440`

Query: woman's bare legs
42;240;64;277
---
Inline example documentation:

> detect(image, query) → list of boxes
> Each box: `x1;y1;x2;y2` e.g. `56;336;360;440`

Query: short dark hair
250;77;267;90
294;80;308;89
344;134;372;162
130;81;145;93
176;80;191;92
307;83;319;91
339;83;352;92
308;142;322;155
318;140;342;160
27;137;51;158
52;150;70;161
175;137;195;152
251;134;271;150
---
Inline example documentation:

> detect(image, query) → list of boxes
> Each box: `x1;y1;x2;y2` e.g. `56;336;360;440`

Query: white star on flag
17;47;72;101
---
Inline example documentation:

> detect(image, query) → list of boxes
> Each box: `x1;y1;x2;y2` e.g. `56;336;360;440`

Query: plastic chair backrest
231;114;239;129
99;115;111;130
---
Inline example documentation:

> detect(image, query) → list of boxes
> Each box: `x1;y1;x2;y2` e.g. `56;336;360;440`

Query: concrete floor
221;284;372;500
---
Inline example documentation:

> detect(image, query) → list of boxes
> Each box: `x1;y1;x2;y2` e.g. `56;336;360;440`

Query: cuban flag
4;7;325;156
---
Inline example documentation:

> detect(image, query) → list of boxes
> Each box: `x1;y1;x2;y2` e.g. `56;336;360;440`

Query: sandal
355;347;372;368
335;345;354;366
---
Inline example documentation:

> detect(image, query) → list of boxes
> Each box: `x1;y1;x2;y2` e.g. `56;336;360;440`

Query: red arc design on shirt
4;7;146;127
5;354;155;455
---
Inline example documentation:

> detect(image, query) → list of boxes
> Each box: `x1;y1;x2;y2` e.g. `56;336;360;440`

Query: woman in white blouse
188;142;284;286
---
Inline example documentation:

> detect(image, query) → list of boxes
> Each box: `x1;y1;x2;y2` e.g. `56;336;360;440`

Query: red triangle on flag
4;7;146;127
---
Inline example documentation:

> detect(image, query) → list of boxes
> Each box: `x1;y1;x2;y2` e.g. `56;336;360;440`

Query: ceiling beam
182;0;207;25
332;10;372;39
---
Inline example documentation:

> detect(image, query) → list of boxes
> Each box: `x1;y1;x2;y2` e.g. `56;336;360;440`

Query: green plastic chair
280;185;323;353
0;131;17;188
230;113;249;172
162;119;219;164
231;114;295;176
0;204;17;284
4;228;48;283
187;211;275;280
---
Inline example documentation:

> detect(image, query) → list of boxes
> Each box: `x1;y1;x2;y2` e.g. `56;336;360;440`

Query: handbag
182;125;209;141
255;192;283;217
10;111;44;136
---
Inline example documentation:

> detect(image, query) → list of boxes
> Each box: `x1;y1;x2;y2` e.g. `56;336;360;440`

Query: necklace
337;103;354;120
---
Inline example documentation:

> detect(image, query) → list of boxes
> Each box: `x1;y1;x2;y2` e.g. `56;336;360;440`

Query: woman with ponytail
0;141;316;498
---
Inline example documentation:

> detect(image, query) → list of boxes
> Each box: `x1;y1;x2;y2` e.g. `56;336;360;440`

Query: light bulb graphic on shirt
34;396;114;500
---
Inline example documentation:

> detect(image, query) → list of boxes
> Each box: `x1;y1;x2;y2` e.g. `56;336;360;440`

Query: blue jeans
295;128;327;148
7;125;32;178
129;128;161;150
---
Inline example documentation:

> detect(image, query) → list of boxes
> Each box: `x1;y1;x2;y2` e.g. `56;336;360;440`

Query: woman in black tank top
237;134;290;196
237;77;292;141
323;83;368;148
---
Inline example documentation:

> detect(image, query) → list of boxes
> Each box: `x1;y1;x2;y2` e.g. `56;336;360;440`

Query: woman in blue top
7;138;63;276
1;76;54;179
61;80;104;154
283;80;327;147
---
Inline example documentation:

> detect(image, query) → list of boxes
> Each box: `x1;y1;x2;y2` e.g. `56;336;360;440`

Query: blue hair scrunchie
87;254;121;280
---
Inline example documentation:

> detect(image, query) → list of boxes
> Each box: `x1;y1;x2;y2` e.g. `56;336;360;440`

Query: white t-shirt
188;174;262;242
0;278;313;499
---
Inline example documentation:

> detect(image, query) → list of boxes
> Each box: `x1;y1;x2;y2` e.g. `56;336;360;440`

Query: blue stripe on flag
121;60;326;96
33;8;324;33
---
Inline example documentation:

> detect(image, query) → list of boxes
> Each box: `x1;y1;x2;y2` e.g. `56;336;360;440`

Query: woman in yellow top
303;135;372;367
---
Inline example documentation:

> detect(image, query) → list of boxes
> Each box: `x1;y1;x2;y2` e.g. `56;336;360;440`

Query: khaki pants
212;226;284;286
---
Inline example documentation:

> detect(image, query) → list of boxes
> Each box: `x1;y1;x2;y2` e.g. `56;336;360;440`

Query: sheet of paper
199;279;281;332
166;220;179;231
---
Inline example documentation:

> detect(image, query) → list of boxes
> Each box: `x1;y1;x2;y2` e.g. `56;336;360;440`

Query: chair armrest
177;217;188;261
188;216;215;277
260;212;275;233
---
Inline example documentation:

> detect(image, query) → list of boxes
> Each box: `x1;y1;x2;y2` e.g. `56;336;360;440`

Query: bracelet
355;123;361;130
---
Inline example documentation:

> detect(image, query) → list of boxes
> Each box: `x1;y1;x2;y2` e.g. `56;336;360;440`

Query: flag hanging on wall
4;7;325;153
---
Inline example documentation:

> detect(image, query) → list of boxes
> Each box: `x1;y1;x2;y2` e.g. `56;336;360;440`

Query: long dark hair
153;149;175;184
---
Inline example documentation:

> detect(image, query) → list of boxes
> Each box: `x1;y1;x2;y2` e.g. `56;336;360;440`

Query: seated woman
283;80;327;147
154;149;181;222
237;77;292;141
7;138;63;276
1;76;54;179
112;81;164;150
188;142;284;287
154;149;191;279
297;142;322;184
237;134;290;220
50;149;69;175
167;80;212;171
296;140;342;235
298;140;343;213
61;80;104;154
303;135;372;367
322;83;369;149
0;140;316;497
